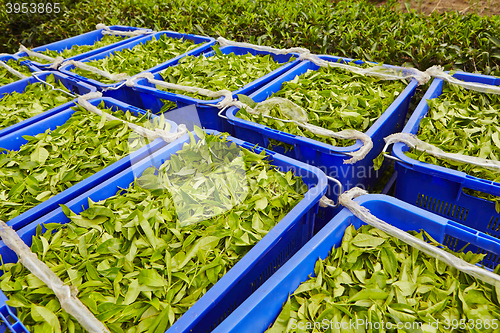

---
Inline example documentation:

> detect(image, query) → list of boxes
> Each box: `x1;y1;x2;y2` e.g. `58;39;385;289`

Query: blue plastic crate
0;54;41;85
0;96;177;232
392;72;500;239
0;291;27;333
130;45;301;134
225;56;418;230
0;130;327;333
58;30;216;101
15;25;153;70
214;194;500;333
0;71;96;138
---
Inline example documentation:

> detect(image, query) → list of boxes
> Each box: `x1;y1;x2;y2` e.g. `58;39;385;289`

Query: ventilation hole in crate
459;207;466;221
317;208;326;221
444;235;459;251
251;238;297;296
447;237;454;250
444;235;453;248
488;217;495;231
447;204;454;216
477;249;495;269
437;200;444;214
418;194;424;208
444;235;450;246
416;194;468;222
424;196;430;209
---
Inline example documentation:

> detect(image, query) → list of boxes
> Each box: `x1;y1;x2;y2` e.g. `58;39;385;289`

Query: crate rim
3;95;177;232
225;54;419;155
14;25;154;68
213;193;500;333
392;71;500;194
0;70;97;138
58;30;216;89
0;128;328;333
0;53;41;77
131;44;303;106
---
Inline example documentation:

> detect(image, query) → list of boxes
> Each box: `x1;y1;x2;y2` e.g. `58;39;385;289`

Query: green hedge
0;0;79;52
1;0;499;76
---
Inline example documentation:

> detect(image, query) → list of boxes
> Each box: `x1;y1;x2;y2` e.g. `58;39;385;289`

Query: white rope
218;37;311;55
427;65;500;95
319;196;336;208
384;133;500;172
339;188;500;286
0;60;28;79
61;60;128;82
18;23;151;70
19;44;56;63
18;45;66;69
77;92;188;143
217;37;430;85
95;24;152;37
126;73;232;100
126;75;373;164
49;57;67;70
0;220;111;333
217;37;500;94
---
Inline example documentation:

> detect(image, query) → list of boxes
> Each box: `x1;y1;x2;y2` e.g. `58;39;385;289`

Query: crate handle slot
240;142;276;156
461;177;500;200
446;221;500;254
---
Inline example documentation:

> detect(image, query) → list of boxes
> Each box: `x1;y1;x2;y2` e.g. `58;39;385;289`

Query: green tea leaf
31;305;61;333
30;147;49;165
381;247;398;277
351;233;385;247
1;134;307;332
237;94;257;108
138;269;166;288
349;288;389;302
123;279;141;305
